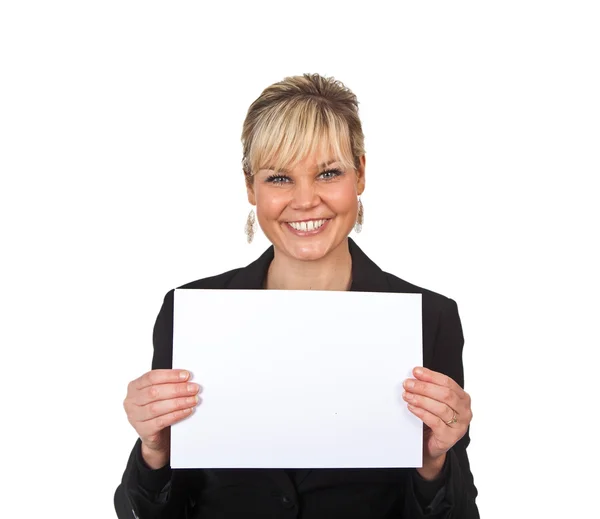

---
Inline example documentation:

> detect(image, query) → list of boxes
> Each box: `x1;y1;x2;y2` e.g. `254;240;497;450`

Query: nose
290;181;320;210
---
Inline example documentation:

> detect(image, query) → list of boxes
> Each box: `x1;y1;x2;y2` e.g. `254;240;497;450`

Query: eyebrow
260;159;340;174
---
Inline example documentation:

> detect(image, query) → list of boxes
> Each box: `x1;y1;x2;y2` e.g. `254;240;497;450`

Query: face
247;152;366;262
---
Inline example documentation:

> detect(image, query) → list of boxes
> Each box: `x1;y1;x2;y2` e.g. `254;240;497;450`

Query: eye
265;174;291;184
319;168;343;180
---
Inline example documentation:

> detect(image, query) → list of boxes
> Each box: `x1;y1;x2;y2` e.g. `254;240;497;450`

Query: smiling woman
115;73;480;519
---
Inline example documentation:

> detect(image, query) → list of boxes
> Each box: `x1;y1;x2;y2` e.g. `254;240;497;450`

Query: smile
287;219;329;232
284;218;331;235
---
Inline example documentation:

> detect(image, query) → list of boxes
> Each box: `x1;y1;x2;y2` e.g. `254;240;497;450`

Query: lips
287;219;328;232
284;218;331;236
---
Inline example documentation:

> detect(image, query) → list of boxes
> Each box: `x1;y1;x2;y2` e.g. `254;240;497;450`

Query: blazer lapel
226;245;274;289
347;238;391;293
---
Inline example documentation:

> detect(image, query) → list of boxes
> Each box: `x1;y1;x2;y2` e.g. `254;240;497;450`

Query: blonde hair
241;73;365;184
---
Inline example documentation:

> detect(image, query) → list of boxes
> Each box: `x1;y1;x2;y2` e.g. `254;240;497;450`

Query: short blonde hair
241;73;365;184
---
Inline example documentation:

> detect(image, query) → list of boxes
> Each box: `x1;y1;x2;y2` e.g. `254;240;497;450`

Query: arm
115;290;198;519
403;298;480;518
115;439;177;519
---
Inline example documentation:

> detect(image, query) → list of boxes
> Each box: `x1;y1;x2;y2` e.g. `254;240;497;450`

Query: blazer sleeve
115;290;201;519
403;298;480;518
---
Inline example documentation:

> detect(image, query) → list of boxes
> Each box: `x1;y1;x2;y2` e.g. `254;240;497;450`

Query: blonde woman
115;74;479;519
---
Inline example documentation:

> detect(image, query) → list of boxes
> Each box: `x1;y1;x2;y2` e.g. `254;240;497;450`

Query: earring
245;209;257;243
354;197;364;233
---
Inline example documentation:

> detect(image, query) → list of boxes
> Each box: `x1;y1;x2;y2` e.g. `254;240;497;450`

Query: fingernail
414;368;424;376
403;391;414;400
404;380;415;389
180;371;189;380
187;383;197;393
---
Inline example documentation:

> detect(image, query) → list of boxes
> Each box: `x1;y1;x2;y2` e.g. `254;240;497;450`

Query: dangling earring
354;197;364;233
245;209;257;243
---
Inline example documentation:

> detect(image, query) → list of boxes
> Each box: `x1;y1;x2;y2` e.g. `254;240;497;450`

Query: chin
287;245;330;261
279;236;346;262
266;220;352;262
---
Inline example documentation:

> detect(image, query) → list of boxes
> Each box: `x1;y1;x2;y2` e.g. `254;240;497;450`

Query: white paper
171;289;423;469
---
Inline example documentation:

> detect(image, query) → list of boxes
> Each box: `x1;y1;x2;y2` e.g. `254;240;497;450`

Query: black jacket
115;238;479;518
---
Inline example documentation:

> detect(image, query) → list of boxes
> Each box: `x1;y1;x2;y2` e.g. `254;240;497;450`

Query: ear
246;176;256;205
356;155;366;196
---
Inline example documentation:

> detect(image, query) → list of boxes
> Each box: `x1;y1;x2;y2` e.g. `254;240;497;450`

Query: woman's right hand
123;369;202;469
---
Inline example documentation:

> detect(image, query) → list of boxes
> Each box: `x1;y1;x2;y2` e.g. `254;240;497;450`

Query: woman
115;73;479;518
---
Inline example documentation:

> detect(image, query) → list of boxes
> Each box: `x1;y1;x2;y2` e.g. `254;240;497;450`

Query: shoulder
170;246;273;292
153;267;247;317
176;267;244;290
151;266;248;356
349;238;458;313
381;270;458;313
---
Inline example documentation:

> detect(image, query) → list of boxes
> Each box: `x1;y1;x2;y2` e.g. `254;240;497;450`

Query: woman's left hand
403;367;473;478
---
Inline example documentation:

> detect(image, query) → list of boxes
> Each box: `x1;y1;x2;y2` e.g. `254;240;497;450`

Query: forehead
254;135;355;174
260;154;343;173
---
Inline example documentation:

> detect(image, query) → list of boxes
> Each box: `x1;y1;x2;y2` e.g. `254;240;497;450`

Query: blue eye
265;174;291;184
319;168;343;180
264;168;343;184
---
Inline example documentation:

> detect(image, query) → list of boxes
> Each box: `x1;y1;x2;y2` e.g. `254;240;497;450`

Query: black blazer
115;239;479;519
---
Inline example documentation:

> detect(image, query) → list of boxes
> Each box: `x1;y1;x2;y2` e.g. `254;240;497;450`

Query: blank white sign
171;289;423;469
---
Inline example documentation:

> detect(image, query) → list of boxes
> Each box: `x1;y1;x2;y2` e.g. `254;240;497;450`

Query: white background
1;1;598;518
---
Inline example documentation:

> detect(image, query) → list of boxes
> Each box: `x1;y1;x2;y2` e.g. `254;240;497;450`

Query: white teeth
288;219;327;231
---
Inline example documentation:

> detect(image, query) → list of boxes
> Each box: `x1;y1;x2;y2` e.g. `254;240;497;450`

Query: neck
266;239;352;291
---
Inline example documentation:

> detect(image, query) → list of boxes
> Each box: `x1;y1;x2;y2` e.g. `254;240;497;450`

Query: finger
136;382;202;406
134;394;202;423
412;367;465;397
403;392;456;425
407;404;453;438
403;378;461;411
131;369;191;392
138;407;196;437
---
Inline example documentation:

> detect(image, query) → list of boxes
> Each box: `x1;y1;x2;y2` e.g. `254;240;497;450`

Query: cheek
255;188;288;220
326;182;358;212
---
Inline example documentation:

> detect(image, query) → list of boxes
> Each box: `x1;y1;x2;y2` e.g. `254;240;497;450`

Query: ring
445;409;458;425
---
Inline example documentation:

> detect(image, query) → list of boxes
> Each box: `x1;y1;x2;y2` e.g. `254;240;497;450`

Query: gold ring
445;409;458;425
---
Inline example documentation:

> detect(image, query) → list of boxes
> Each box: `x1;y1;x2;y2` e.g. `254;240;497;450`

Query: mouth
284;218;331;235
